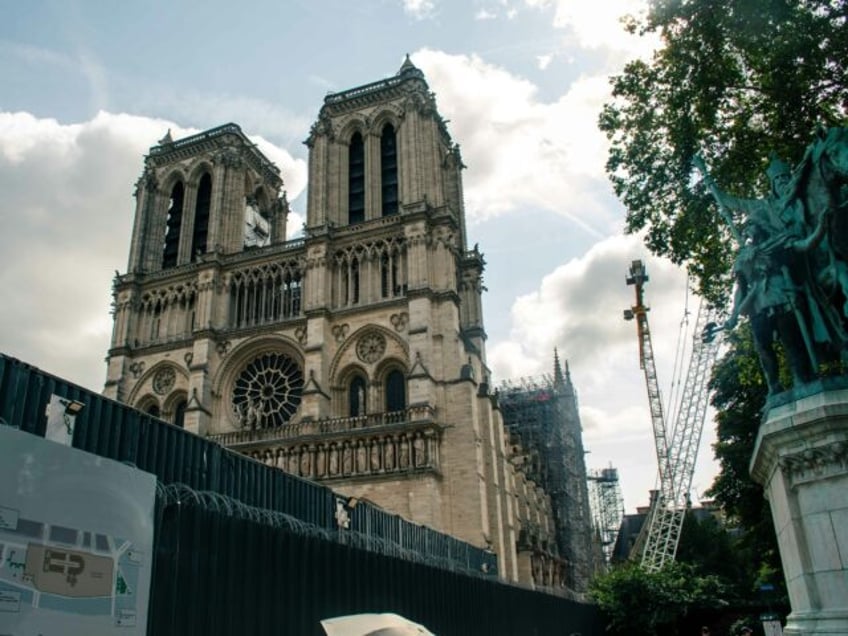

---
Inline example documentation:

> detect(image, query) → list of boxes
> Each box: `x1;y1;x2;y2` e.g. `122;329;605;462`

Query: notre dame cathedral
104;57;596;594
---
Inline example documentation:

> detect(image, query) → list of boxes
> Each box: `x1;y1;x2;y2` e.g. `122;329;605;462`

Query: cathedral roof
147;122;281;185
322;56;430;114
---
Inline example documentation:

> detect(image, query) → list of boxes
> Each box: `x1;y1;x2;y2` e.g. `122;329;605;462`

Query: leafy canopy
600;0;848;303
706;323;786;597
590;561;730;635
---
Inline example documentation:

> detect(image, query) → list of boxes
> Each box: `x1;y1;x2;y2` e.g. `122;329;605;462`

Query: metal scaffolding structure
498;357;596;593
587;467;624;565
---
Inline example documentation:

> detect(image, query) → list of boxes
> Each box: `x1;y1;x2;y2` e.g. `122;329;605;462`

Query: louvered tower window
381;124;398;216
173;400;187;428
191;173;212;260
162;181;184;269
348;132;365;224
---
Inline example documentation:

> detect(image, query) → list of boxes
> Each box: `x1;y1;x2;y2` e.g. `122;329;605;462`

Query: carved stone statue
697;127;848;395
300;448;312;477
329;446;339;475
384;438;395;470
370;440;381;471
399;436;410;469
342;443;353;475
413;434;426;467
356;442;367;473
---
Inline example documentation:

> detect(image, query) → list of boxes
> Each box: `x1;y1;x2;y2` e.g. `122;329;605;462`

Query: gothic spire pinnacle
398;54;424;79
554;348;564;386
399;53;415;73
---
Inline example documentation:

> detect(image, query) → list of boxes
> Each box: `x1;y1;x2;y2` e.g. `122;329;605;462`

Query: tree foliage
600;0;848;303
589;561;731;635
676;510;742;584
706;323;785;596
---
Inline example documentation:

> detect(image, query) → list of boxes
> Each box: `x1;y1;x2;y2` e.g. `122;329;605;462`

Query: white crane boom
624;260;722;571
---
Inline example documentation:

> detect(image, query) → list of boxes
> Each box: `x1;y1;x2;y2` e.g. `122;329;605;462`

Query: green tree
599;0;848;303
706;323;785;598
590;561;730;635
676;509;742;585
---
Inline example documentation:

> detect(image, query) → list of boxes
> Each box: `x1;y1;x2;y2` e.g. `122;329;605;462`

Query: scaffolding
587;467;625;565
498;358;595;593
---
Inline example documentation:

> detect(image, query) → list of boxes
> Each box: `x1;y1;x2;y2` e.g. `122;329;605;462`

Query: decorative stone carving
390;312;408;332
184;352;193;368
294;326;307;345
129;361;145;379
232;352;303;429
413;434;426;467
331;323;349;344
356;331;386;364
216;340;231;356
216;147;242;169
152;366;176;395
778;440;848;486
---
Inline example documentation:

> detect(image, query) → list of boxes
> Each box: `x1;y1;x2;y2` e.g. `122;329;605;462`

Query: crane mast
624;260;721;571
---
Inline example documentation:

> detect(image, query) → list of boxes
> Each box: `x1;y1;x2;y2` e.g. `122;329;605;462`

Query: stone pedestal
750;386;848;635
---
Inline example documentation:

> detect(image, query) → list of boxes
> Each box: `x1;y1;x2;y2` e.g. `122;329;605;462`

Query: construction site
498;354;605;592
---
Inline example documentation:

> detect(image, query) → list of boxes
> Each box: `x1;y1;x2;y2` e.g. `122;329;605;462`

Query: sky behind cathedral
0;0;716;514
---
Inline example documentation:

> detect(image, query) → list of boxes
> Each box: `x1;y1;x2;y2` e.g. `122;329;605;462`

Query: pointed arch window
385;369;406;413
381;123;398;216
145;404;161;418
349;375;367;417
162;181;185;269
173;400;187;428
348;132;365;225
191;173;212;260
342;255;360;306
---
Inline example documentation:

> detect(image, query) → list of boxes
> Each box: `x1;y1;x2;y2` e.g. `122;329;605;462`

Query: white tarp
321;612;435;636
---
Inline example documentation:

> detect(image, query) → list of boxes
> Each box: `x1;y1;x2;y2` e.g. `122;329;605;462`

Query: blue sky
0;0;717;515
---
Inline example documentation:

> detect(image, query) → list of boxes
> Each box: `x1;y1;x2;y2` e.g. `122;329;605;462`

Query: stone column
750;384;848;635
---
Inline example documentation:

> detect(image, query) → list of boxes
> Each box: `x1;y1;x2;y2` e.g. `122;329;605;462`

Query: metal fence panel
0;353;497;575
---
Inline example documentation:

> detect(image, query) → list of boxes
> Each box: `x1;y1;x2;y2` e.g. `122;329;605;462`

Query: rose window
232;352;303;429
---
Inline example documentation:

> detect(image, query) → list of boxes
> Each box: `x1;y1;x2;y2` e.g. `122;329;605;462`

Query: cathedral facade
105;59;590;592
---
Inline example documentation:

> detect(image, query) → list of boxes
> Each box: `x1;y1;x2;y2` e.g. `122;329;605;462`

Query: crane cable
665;281;691;435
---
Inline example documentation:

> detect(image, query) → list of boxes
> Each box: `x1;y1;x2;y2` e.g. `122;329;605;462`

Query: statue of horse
797;126;848;261
784;126;848;357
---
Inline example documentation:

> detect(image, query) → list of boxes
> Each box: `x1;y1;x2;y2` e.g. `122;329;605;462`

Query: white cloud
413;49;619;236
475;8;497;20
131;89;313;151
0;111;306;391
536;0;657;58
401;0;437;19
536;54;553;69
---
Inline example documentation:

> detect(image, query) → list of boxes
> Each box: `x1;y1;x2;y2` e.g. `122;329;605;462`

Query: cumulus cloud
527;0;657;59
401;0;437;19
0;111;306;391
488;233;691;382
130;89;313;151
536;54;553;69
414;49;618;236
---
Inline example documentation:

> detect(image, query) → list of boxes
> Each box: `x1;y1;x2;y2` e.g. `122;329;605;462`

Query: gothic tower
105;59;527;581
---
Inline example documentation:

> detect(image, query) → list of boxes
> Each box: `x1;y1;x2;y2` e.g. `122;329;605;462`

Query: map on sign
0;426;155;635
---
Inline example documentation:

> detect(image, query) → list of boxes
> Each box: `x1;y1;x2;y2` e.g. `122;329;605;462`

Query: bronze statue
696;127;848;396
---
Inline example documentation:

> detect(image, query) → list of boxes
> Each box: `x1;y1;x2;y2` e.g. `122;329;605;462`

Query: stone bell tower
104;123;289;431
105;58;527;582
